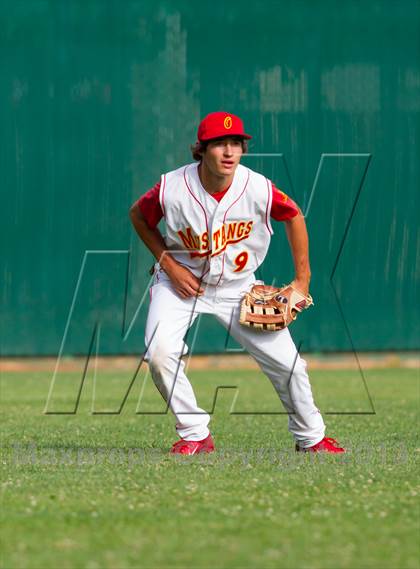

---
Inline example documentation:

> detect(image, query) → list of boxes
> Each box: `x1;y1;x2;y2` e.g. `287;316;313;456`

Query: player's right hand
160;256;205;298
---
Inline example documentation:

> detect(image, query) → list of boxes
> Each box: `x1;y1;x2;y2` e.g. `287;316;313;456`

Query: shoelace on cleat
172;439;197;450
321;437;343;449
324;437;339;445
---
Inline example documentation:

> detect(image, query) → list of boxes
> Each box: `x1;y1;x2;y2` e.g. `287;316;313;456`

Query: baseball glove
239;283;313;331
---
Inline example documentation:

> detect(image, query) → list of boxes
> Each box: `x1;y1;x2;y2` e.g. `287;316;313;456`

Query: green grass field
1;367;419;569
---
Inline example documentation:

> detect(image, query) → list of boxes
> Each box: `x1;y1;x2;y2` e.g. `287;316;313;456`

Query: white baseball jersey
158;162;274;286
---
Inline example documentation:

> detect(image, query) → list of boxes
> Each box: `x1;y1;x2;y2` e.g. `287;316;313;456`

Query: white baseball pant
144;271;325;448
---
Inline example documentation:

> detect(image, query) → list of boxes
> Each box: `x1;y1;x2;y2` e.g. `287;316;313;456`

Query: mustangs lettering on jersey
158;163;274;285
177;220;254;258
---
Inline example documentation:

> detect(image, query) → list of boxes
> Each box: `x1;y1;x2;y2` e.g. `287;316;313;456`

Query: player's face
202;137;243;177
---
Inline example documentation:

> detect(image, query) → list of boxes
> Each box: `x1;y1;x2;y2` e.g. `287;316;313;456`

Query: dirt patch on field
1;353;419;373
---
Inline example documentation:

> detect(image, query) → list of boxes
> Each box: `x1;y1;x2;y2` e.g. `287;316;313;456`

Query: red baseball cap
197;112;252;142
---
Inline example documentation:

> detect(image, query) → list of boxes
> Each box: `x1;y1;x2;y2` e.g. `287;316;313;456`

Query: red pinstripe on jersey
215;169;251;286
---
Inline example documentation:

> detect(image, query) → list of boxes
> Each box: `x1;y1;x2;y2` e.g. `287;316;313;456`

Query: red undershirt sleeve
136;181;164;229
270;182;300;221
136;180;297;227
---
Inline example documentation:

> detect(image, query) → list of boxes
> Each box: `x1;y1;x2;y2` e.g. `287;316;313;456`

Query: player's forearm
284;213;311;288
129;206;175;271
129;204;203;296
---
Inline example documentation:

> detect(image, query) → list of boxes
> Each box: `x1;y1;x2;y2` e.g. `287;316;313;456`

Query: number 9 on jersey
233;251;249;272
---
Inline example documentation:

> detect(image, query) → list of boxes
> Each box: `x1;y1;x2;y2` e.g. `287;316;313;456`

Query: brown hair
190;137;249;161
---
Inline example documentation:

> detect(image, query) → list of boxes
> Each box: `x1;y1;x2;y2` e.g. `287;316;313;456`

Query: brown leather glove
239;283;314;331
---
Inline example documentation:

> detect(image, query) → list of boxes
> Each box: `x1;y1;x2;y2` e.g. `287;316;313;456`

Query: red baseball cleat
170;434;215;455
296;437;345;453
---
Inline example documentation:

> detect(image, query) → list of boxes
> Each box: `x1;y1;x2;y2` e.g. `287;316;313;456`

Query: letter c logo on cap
224;116;232;129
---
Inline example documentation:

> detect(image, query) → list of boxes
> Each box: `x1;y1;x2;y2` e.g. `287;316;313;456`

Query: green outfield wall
1;0;419;356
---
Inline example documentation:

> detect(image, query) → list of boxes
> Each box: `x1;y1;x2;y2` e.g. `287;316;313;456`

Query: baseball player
130;111;345;455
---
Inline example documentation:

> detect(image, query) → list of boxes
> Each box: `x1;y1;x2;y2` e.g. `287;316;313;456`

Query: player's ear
191;141;205;161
